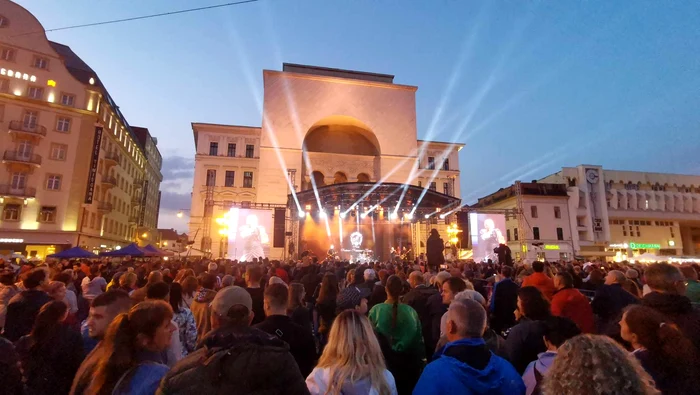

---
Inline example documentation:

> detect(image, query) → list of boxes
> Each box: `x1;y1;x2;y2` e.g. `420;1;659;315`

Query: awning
577;250;617;257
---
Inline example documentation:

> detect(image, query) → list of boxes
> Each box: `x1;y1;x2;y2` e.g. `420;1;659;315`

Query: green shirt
686;280;700;304
368;302;424;358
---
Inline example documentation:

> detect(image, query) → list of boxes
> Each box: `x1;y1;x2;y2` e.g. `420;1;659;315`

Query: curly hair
542;335;659;395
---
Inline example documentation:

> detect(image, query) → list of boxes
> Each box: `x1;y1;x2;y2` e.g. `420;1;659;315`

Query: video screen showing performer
469;213;506;262
226;208;272;261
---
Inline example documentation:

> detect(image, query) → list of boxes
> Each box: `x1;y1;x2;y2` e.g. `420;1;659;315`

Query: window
205;169;216;186
427;157;435;170
225;171;235;187
46;175;61;190
49;143;67;160
245;144;254;158
554;206;561;219
56;116;71;132
0;78;8;93
227;143;236;157
636;226;641;237
557;227;564;241
60;94;75;107
514;228;519;241
623;225;627;237
418;181;422;188
3;204;20;221
533;227;540;240
11;172;26;189
38;207;56;223
442;159;450;171
0;15;8;27
0;47;15;61
443;182;450;195
243;171;253;188
531;205;538;218
32;56;48;69
429;182;437;191
27;86;43;99
506;229;511;242
209;142;218;156
89;212;96;229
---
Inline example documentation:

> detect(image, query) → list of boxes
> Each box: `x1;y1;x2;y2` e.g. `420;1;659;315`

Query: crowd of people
1;246;700;394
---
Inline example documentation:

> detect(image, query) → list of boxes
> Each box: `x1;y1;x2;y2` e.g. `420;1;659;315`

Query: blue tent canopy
100;243;147;257
47;246;98;259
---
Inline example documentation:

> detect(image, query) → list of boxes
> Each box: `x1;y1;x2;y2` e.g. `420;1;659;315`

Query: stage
288;182;462;261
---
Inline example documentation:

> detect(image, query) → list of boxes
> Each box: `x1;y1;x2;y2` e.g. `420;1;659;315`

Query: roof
282;63;394;84
158;228;181;240
48;41;142;148
417;139;466;148
290;182;461;217
191;122;261;149
473;182;569;208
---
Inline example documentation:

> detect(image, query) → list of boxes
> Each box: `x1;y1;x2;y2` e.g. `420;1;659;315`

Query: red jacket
522;272;556;300
551;287;596;333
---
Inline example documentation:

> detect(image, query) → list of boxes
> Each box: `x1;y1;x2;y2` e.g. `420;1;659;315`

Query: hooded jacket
413;338;525;395
522;351;557;395
306;367;397;395
158;324;308;395
189;288;217;342
642;291;700;351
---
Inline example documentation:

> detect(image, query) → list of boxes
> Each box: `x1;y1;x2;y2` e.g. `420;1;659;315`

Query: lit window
3;204;20;221
32;56;48;70
46;175;62;190
0;47;15;61
38;206;56;223
27;86;43;99
60;93;75;106
50;144;67;160
56;117;71;132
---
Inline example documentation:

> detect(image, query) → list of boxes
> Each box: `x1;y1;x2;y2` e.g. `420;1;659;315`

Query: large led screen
226;208;272;261
469;212;507;263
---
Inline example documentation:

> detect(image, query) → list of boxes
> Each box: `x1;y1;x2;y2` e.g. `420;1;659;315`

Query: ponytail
88;300;173;395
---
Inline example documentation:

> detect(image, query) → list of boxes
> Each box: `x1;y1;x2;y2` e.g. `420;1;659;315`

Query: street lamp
141;232;148;239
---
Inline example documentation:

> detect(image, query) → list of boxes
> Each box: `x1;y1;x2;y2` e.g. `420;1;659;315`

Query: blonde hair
317;310;391;395
543;335;659;395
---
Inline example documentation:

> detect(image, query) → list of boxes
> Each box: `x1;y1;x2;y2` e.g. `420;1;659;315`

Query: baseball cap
210;286;252;317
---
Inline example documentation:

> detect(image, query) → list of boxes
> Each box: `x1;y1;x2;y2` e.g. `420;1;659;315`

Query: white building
189;63;464;259
476;165;700;262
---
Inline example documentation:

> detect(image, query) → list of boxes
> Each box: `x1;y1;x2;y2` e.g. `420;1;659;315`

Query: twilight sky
17;0;700;233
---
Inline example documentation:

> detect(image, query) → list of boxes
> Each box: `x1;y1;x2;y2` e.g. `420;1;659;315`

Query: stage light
439;214;446;219
298;211;305;218
389;212;398;220
305;204;311;211
319;210;327;219
424;214;430;219
405;213;413;220
360;213;367;219
340;212;346;219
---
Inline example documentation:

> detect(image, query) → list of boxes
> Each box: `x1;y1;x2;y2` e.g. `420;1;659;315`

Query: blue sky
17;0;700;232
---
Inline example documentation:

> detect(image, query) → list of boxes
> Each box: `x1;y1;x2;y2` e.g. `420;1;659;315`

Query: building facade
540;165;700;260
133;127;163;242
189;63;463;258
473;182;575;262
0;1;162;257
476;165;700;262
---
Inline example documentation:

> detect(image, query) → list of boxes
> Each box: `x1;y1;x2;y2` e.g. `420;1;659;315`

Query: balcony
101;175;117;188
133;179;144;189
131;196;142;206
8;121;47;138
129;215;139;224
0;184;36;198
97;201;113;213
3;150;42;167
104;151;120;166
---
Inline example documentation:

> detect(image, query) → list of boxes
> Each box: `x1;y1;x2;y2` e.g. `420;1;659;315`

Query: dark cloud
161;156;194;181
159;190;191;211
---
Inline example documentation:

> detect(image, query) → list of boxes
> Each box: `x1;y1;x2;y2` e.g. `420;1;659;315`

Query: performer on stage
238;213;269;261
327;244;336;259
479;218;505;262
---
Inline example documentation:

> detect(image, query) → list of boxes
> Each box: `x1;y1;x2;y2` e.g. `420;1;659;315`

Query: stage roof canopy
288;182;461;217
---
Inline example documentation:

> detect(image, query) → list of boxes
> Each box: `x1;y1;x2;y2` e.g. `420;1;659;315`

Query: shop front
513;242;575;262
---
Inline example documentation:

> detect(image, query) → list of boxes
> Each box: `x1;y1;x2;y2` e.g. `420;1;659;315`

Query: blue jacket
413;338;525;395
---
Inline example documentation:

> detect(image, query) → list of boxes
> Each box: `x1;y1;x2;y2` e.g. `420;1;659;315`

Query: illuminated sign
544;244;560;250
47;79;56;87
609;243;629;249
629;242;660;249
84;126;103;203
0;238;23;243
0;68;37;82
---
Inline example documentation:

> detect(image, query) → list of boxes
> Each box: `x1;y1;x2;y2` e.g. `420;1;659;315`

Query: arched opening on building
357;173;370;182
311;171;325;187
333;172;348;184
